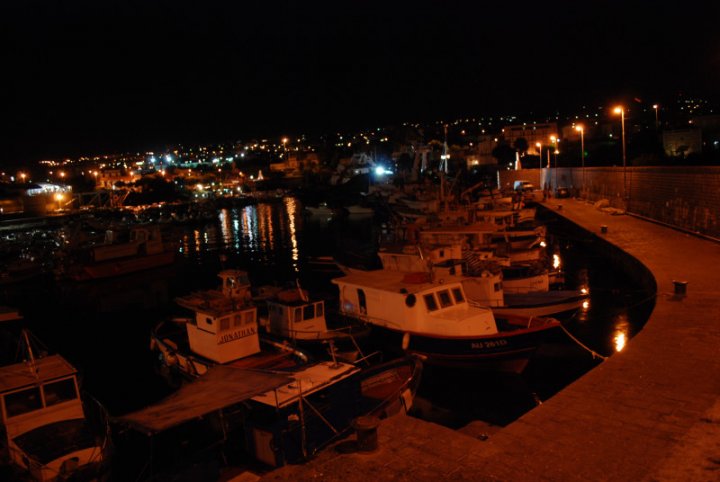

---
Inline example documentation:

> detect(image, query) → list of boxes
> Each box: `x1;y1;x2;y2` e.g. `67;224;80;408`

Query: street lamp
535;142;542;169
652;104;659;129
550;135;559;190
613;106;627;199
575;125;585;192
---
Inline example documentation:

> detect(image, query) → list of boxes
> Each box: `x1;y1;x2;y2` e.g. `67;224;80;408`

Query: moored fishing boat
258;286;372;363
331;269;560;373
114;354;421;472
0;307;110;482
58;224;176;281
151;270;309;384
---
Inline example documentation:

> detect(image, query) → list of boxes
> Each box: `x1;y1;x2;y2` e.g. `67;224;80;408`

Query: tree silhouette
513;137;529;158
492;143;516;167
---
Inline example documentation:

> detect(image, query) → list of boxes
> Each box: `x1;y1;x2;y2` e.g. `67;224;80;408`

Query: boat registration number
471;339;508;349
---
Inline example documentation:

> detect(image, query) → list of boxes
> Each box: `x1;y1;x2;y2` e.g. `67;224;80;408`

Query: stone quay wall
498;166;720;240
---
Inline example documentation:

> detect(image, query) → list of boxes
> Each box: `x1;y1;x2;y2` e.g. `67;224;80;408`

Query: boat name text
218;326;257;344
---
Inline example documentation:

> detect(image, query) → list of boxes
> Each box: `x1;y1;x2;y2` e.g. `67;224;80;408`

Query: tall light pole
575;125;585;192
613;106;627;200
535;142;542;169
548;136;560;192
652;104;659;129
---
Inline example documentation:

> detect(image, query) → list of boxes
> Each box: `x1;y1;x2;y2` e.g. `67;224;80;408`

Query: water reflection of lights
552;253;561;270
612;314;630;352
194;230;202;253
614;332;627;352
284;198;300;271
219;209;233;246
241;206;259;252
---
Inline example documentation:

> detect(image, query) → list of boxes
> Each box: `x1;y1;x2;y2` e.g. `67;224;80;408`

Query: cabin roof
0;355;77;393
332;269;462;295
175;290;255;318
252;361;359;408
116;366;292;434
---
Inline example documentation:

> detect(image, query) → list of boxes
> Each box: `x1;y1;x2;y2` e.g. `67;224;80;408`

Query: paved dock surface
259;199;720;481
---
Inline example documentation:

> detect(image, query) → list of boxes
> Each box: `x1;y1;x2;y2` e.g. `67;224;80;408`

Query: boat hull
70;250;176;281
496;291;588;318
369;323;558;374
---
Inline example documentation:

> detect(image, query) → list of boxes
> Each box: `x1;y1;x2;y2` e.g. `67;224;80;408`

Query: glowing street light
652;104;659;129
549;135;560;190
575;125;585;190
535;142;542;169
613;106;627;199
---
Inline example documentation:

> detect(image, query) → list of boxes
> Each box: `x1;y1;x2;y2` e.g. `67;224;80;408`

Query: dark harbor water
0;198;654;478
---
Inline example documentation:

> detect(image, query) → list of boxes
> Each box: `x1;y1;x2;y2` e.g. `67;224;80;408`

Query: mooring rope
559;324;608;360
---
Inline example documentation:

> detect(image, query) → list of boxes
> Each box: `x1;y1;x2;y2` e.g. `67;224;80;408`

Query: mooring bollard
601;225;608;234
673;280;688;296
352;415;380;452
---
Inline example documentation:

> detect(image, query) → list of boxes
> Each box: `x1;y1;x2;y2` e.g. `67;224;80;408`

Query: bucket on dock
352;415;380;452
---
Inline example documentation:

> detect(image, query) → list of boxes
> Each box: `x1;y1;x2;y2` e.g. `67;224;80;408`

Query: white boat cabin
0;341;100;482
1;355;85;443
179;270;261;364
332;270;498;337
378;244;463;272
264;289;328;341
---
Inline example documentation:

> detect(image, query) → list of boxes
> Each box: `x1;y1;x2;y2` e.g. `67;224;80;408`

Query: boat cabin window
315;302;324;317
423;294;439;311
451;288;465;303
43;378;78;407
303;304;315;320
4;387;42;417
437;290;453;308
205;317;213;326
294;307;302;323
220;317;230;331
243;311;255;325
494;282;502;292
233;314;243;327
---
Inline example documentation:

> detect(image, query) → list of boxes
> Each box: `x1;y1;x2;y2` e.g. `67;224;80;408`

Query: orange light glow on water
612;314;630;352
284;197;300;271
552;254;561;269
614;332;627;352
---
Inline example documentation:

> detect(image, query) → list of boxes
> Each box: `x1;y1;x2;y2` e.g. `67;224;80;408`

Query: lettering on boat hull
219;326;257;345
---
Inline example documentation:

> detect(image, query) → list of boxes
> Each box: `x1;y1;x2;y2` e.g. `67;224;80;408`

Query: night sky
3;1;719;164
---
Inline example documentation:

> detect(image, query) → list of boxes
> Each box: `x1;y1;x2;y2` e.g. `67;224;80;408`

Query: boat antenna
21;329;40;379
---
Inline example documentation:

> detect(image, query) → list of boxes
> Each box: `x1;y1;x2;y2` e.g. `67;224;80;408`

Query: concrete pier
260;198;720;481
